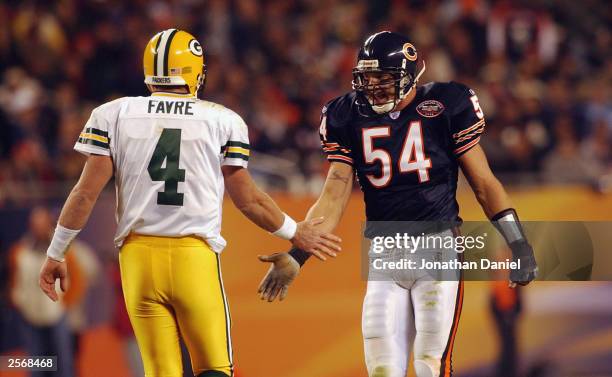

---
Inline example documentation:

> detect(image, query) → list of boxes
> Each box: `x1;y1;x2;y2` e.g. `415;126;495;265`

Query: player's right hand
39;257;68;302
291;217;341;261
258;253;300;302
509;240;538;288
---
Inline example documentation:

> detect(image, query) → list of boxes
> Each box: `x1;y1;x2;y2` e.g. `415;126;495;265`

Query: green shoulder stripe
225;152;249;161
225;141;250;149
85;127;109;137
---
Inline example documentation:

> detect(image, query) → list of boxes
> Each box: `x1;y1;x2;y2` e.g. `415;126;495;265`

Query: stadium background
0;0;610;376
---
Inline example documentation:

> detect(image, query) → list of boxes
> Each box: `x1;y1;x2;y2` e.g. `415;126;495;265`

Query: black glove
492;208;538;287
508;240;538;286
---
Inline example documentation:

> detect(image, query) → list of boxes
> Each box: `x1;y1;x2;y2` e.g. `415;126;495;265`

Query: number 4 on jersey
148;128;186;206
399;121;431;183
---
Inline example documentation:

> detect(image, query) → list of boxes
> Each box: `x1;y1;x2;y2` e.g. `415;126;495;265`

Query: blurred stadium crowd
0;0;610;204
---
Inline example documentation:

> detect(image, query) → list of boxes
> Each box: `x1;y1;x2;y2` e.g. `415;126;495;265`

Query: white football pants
362;232;464;377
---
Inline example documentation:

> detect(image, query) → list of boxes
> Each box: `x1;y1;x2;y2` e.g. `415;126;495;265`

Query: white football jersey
74;92;250;252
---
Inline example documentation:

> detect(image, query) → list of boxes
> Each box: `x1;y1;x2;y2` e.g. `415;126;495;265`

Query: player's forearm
288;193;346;266
305;194;346;233
223;166;286;232
473;176;513;219
288;163;352;265
459;146;513;219
46;185;100;262
47;154;113;262
235;188;285;233
304;165;353;232
58;185;101;230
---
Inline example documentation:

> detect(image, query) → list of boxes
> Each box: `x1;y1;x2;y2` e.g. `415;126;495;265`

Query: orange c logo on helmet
402;43;417;61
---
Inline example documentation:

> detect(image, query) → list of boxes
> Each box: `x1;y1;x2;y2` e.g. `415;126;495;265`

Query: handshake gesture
289;217;341;261
258;217;341;302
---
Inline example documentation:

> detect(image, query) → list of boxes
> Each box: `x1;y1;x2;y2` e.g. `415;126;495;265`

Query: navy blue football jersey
320;81;485;223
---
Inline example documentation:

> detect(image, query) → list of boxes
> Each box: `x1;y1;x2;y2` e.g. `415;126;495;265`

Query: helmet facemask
352;68;414;114
194;64;207;99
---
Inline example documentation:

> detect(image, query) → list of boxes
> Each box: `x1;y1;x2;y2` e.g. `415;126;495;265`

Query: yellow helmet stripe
154;28;178;76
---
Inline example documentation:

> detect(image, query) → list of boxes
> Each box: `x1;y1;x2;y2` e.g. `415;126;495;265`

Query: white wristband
272;213;297;240
47;224;81;262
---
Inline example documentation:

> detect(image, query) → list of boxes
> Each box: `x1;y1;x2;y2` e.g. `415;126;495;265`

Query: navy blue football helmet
352;31;426;115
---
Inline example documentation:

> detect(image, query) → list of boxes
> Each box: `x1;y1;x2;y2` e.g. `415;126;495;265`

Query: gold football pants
119;234;233;377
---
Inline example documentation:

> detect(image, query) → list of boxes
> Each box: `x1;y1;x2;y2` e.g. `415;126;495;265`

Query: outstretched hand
257;253;301;302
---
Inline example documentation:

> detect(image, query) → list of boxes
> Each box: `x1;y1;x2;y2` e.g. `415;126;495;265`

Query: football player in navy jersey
258;31;537;377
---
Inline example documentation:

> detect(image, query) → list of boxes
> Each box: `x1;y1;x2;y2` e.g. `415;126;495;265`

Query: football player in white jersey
38;29;341;377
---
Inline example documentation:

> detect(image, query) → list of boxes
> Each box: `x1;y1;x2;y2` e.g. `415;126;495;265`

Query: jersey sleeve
449;84;486;157
74;107;111;156
221;111;250;168
319;103;353;166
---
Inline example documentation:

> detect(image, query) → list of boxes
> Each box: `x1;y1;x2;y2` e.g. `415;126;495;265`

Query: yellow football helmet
143;29;206;96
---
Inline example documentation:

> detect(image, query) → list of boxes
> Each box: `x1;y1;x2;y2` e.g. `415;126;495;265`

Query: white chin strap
370;60;427;114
